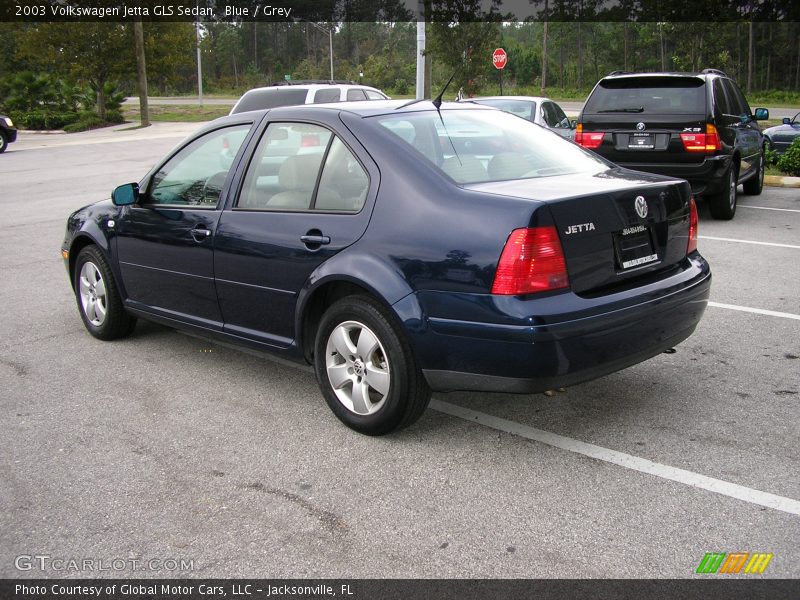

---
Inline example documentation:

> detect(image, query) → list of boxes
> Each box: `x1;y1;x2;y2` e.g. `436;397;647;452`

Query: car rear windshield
232;89;308;113
374;108;607;184
471;99;536;121
584;77;706;115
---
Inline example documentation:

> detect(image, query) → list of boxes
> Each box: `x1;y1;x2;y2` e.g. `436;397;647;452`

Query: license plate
614;226;659;271
628;133;654;149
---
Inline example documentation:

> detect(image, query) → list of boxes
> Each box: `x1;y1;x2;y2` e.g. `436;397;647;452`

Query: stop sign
493;48;507;70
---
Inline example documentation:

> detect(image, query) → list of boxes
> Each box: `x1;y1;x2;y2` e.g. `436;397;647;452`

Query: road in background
1;127;798;579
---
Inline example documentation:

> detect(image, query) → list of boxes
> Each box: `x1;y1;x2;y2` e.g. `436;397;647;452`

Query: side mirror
783;117;792;125
570;119;578;129
754;108;769;121
111;183;139;206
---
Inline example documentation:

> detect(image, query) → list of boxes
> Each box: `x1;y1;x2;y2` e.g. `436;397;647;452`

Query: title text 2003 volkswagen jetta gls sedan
62;101;711;435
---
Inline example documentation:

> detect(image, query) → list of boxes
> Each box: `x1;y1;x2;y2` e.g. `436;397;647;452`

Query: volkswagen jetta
62;101;711;435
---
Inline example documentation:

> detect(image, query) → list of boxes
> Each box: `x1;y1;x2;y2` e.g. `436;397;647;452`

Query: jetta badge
634;196;648;219
636;122;646;131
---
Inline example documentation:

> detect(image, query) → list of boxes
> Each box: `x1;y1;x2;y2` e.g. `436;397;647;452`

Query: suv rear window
584;77;706;115
234;89;308;113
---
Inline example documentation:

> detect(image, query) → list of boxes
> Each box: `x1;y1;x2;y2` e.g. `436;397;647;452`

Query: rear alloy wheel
74;246;136;340
742;148;765;196
0;131;7;154
708;164;738;220
314;296;431;435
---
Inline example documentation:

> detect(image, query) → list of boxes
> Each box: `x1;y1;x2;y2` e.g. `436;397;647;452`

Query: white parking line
708;302;800;321
430;399;800;517
699;236;800;249
739;205;800;213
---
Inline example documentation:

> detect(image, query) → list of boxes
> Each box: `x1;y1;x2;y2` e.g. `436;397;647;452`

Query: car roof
468;96;553;103
210;100;500;130
242;83;382;93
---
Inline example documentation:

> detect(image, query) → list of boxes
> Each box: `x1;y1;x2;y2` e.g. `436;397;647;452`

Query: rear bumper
615;156;730;196
408;256;711;394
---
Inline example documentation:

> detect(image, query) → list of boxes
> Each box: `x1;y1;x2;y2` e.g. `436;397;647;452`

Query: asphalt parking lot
0;125;798;579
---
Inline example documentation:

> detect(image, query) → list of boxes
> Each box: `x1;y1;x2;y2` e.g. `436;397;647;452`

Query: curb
764;175;800;188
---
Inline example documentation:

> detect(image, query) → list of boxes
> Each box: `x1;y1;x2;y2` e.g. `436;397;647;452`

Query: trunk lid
468;168;692;295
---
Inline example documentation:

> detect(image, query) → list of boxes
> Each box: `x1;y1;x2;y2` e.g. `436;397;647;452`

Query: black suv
577;70;769;219
0;114;17;153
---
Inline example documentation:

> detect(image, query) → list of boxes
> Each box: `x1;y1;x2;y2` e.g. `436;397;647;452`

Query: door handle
300;234;331;246
190;227;212;242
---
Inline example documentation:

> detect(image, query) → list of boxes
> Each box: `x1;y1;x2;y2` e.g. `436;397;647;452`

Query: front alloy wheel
74;245;136;340
79;261;108;327
314;296;431;435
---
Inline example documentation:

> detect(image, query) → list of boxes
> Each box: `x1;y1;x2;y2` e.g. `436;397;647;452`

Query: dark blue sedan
62;101;711;435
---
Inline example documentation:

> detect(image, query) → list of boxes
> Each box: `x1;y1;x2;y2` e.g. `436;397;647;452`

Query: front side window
148;125;251;206
365;90;387;100
237;122;368;212
376;109;607;184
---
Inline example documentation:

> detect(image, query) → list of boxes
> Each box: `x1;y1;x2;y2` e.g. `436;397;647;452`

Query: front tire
708;164;738;220
74;245;136;340
314;296;431;435
742;147;765;196
0;131;8;154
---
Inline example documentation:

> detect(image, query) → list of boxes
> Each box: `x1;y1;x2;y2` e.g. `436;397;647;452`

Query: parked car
0;114;18;153
577;69;769;220
462;96;576;139
763;111;800;156
230;81;389;115
62;101;710;435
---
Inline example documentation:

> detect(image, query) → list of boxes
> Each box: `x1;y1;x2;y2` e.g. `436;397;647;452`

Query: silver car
462;96;576;140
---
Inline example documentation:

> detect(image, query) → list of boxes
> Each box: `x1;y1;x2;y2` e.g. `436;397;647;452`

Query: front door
116;124;252;328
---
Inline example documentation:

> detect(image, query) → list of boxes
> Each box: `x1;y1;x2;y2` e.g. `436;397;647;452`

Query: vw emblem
636;122;646;131
634;196;648;219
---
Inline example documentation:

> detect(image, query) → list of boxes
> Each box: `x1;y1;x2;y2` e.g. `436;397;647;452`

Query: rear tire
708;164;738;220
742;148;764;196
314;296;431;435
74;246;136;340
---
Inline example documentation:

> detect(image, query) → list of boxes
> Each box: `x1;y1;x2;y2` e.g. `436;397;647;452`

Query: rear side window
713;79;732;116
233;89;308;113
237;122;368;212
313;89;341;103
723;79;751;118
347;89;367;101
584;77;706;115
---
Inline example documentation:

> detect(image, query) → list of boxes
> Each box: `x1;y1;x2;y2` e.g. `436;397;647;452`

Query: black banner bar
3;579;800;600
1;0;798;23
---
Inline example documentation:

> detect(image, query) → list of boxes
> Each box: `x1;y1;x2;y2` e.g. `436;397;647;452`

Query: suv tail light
492;227;569;295
680;124;721;153
574;123;605;149
687;196;698;254
301;133;320;147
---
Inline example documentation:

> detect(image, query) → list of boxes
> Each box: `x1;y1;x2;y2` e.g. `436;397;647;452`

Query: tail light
491;227;569;295
222;137;230;150
575;123;604;149
301;134;320;147
680;124;721;153
687;196;698;254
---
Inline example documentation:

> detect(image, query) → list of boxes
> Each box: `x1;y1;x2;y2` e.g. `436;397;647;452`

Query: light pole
297;20;334;80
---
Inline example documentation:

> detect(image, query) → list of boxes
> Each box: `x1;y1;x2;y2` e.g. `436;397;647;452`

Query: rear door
581;76;708;166
213;118;377;348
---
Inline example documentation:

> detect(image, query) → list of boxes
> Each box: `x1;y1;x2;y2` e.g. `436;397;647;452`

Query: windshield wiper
598;107;644;113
